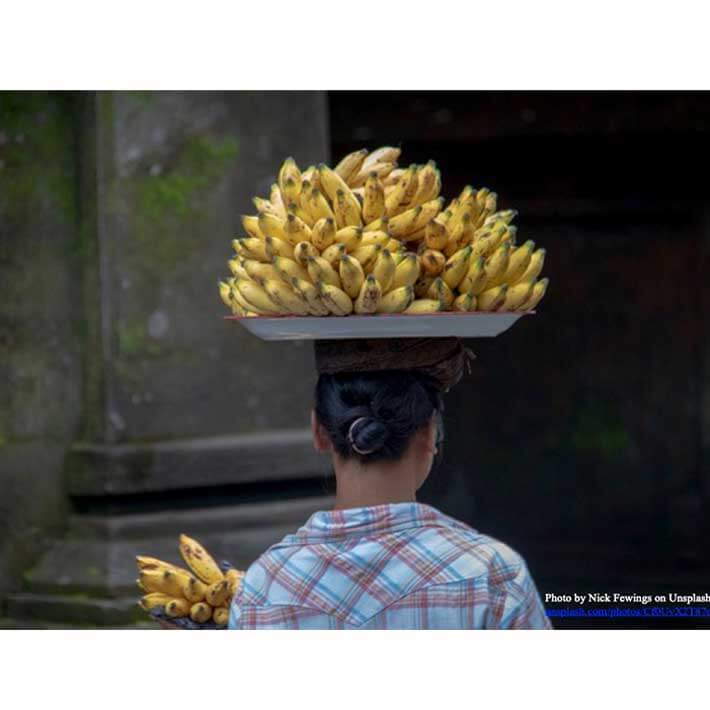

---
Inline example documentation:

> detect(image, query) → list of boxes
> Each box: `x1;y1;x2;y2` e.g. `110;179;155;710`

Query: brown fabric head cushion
313;338;475;392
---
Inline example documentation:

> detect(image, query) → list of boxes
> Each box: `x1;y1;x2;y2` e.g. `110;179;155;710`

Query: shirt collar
292;501;445;542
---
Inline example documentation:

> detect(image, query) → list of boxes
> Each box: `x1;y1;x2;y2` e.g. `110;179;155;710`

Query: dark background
1;91;708;628
329;92;710;627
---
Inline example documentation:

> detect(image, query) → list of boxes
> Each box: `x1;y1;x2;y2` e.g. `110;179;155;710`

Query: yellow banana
385;166;417;215
230;282;259;314
233;238;269;262
219;281;233;309
318;282;354;315
363;215;388;233
303;187;335;223
421;249;446;276
335;148;369;183
518;278;549;311
453;293;474;312
294;241;319;266
235;278;285;315
205;579;231;607
273;255;309;284
334;226;363;251
484;209;518;226
362;146;401;171
382;167;405;187
483;242;511;288
351;244;381;272
307;255;341;289
459;256;488;296
359;230;390;248
477;284;508;311
351;161;396;188
284;212;312;244
252;196;277;216
376;285;414;313
515;248;545;284
178;534;225;585
391;253;421;290
190;602;213;624
213;607;230;627
227;259;249;280
139;593;173;611
136;555;184;574
470;231;500;259
500;280;534;311
278;157;302;197
301;165;318;189
412;161;440;206
354;275;382;314
241;215;264;240
286;201;312;227
270;183;287;219
425;217;449;251
414;275;435;298
264;236;295;260
242;260;281;282
403;298;441;314
362;172;386;224
372;248;396;292
339;253;365;298
387;206;421;239
475;187;490;210
426;277;455;309
334;188;362;229
225;569;244;596
260;277;310;315
318;163;353;204
258;212;288;242
183;576;208;603
311;217;336;250
409;198;444;235
139;569;190;597
321;243;346;268
282;177;301;209
503;240;535;284
165;598;191;618
291;277;330;316
443;245;473;289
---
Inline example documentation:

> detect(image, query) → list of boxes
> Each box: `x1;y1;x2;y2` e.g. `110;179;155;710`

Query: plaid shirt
228;502;552;630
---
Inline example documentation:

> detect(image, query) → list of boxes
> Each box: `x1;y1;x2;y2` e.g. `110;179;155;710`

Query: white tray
226;311;533;341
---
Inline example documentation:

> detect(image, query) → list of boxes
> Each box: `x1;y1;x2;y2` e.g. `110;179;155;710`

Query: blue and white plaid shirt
229;501;552;630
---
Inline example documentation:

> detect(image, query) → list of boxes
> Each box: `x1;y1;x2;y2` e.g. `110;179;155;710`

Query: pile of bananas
219;146;549;317
136;534;244;629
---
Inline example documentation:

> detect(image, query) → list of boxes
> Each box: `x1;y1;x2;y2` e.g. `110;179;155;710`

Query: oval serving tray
225;311;534;341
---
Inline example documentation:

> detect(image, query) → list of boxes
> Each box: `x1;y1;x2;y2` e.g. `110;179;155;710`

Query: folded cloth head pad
313;337;475;392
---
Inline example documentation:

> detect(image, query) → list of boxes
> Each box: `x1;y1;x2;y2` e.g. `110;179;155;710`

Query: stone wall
0;92;82;597
0;91;331;610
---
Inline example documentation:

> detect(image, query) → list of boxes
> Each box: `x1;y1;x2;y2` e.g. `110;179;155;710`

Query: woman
228;338;552;630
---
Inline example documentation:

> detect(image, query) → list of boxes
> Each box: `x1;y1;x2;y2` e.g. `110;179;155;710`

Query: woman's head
312;370;444;476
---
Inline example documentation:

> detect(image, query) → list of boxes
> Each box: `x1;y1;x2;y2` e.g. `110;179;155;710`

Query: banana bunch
219;147;549;316
136;534;244;629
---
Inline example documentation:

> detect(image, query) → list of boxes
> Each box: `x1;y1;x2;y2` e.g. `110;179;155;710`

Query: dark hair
314;370;444;463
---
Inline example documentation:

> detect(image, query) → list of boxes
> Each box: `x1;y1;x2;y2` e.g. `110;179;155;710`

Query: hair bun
347;416;389;457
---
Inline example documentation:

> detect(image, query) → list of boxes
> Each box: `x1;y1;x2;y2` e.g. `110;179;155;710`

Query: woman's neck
332;455;419;510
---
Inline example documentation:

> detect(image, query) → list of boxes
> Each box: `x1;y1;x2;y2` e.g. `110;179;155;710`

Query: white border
2;1;709;89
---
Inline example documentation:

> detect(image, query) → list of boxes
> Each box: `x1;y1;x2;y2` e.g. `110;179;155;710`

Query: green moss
0;92;77;225
118;133;238;274
117;322;162;358
569;403;631;460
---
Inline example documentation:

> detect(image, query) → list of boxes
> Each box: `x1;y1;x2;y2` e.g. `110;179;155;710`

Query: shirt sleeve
488;548;553;630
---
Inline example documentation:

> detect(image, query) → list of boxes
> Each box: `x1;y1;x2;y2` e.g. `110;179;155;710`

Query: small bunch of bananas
136;534;244;629
219;147;548;316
